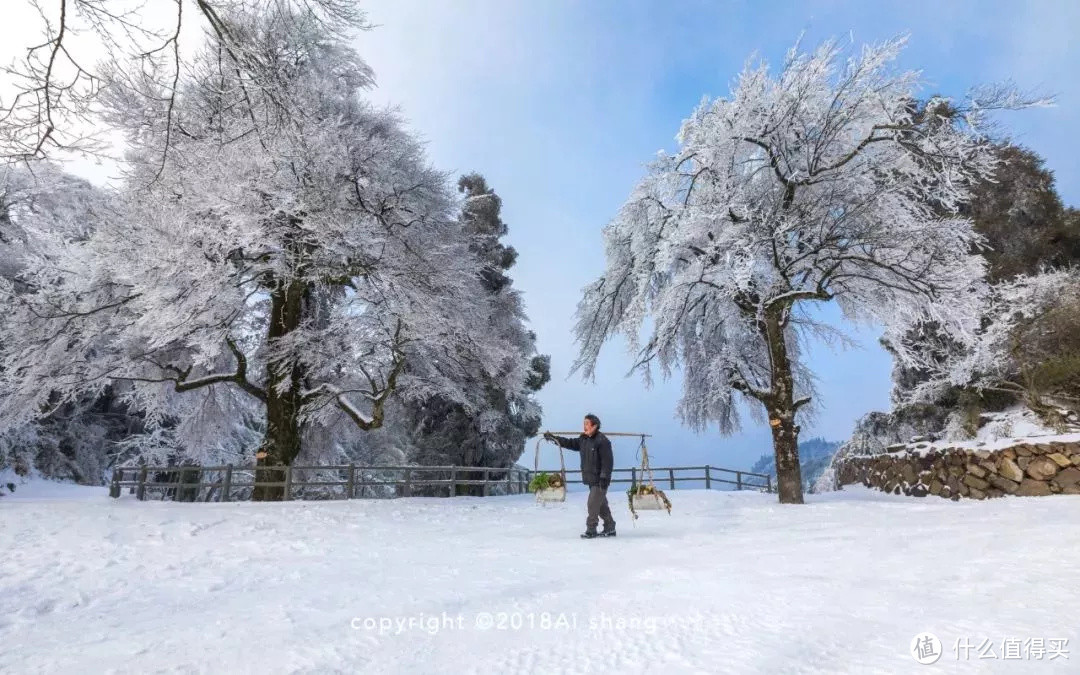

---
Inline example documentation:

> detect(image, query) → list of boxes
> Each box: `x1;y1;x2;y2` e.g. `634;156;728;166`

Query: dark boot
580;530;600;539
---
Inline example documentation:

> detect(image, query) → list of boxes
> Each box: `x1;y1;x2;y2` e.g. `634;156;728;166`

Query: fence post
631;467;636;488
449;467;457;497
766;474;772;493
136;465;148;501
177;466;199;502
482;467;490;497
284;465;293;501
704;465;711;490
109;467;121;498
221;464;233;502
736;471;743;491
669;468;675;490
346;464;355;499
403;468;412;498
506;467;512;495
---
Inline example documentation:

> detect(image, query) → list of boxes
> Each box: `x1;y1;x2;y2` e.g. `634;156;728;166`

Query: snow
0;470;99;501
967;407;1078;446
895;431;1080;457
1;30;535;466
316;384;375;426
570;37;1017;437
894;406;1080;456
2;485;1079;673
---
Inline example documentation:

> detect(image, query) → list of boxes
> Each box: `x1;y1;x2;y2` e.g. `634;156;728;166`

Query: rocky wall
836;440;1080;500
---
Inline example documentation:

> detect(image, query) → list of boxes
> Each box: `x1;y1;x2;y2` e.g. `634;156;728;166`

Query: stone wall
836;440;1080;500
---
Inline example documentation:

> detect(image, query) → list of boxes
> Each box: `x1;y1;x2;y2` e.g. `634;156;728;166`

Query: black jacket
553;432;613;486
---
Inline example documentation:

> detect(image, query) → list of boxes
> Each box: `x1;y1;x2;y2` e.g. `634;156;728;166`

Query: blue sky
353;0;1079;472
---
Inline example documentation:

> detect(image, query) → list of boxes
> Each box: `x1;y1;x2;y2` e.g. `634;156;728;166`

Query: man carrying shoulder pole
545;414;615;539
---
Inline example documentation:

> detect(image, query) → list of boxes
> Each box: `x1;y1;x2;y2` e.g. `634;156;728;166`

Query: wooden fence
109;463;772;502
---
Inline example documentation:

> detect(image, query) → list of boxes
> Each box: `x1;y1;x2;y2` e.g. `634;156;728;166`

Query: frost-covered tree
0;8;517;500
571;36;1042;504
2;0;362;162
397;174;549;492
902;269;1080;424
0;162;105;276
0;162;140;485
886;141;1080;420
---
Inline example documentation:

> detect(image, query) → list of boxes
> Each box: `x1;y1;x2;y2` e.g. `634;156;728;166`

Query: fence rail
109;463;772;502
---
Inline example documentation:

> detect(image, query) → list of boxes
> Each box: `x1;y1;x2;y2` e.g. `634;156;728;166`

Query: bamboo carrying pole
544;431;652;437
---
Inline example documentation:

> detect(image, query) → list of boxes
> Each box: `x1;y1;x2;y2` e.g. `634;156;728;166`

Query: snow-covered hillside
2;483;1078;673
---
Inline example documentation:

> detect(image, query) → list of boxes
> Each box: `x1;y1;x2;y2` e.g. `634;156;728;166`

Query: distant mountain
750;437;842;493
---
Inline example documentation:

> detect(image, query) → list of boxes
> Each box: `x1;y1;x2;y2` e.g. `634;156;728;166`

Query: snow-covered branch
0;7;522;475
572;34;1042;502
1;0;368;162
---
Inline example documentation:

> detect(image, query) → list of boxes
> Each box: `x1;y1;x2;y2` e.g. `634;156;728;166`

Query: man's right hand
543;432;557;442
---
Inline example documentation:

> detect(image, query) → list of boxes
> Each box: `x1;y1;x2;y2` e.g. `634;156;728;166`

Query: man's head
583;414;601;437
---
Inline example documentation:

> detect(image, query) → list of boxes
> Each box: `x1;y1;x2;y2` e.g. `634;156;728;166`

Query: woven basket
535;485;567;503
631;492;666;510
533;436;567;503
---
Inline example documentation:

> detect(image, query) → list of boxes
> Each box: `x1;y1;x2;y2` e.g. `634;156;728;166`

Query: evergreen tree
966;144;1080;281
398;174;550;493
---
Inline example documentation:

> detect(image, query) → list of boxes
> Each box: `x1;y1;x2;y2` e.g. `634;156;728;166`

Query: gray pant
586;484;615;532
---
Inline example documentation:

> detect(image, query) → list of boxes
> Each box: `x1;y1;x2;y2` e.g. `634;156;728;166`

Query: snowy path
1;483;1077;674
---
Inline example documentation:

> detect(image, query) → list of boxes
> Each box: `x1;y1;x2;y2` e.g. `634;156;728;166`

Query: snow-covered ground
2;482;1078;674
888;405;1080;456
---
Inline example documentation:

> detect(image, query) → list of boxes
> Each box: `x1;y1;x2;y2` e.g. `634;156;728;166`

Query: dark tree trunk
770;409;803;504
761;308;805;504
253;278;307;501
